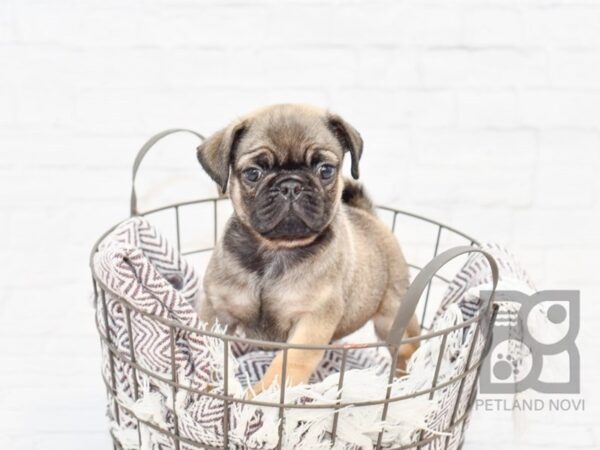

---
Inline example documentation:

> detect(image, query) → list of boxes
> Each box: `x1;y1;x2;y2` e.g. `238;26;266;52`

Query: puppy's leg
251;311;340;395
197;292;217;325
373;291;420;375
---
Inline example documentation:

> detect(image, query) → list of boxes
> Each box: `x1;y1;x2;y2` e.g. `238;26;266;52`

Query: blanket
91;217;521;450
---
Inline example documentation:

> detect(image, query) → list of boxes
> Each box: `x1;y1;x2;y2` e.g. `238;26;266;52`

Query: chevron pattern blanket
92;217;523;450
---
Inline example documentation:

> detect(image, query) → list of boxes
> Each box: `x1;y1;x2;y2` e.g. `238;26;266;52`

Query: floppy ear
327;114;364;179
197;120;246;194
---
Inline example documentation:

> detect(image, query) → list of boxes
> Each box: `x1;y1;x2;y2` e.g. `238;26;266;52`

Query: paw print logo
494;353;521;381
480;290;579;394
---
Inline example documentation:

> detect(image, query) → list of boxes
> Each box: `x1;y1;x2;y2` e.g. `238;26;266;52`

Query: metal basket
90;129;499;450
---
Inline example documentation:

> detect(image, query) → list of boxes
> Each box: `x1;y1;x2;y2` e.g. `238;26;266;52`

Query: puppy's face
197;104;363;245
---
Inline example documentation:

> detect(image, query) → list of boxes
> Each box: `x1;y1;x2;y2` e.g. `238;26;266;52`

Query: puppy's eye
242;168;262;182
318;164;336;180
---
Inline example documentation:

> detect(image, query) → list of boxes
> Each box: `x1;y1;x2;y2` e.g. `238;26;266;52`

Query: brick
514;210;600;246
16;86;75;127
545;248;599;284
549;49;600;88
358;127;413;201
401;5;461;46
466;411;514;446
508;246;546;285
447;206;515;242
265;88;330;106
413;129;537;167
520;90;600;127
261;47;356;87
533;164;595;207
406;164;534;207
74;89;147;133
457;90;518;127
332;3;461;46
0;46;18;88
5;207;72;250
0;334;98;356
539;130;600;164
149;5;269;47
14;1;73;43
0;132;146;171
163;48;230;88
356;49;420;88
7;46;78;88
2;385;105;411
331;89;455;127
1;247;82;288
0;167;128;207
222;47;269;88
140;88;268;131
0;348;100;377
17;434;111;450
331;3;405;45
462;7;523;46
359;127;413;161
330;89;403;127
398;90;457;127
0;408;106;434
0;86;16;124
421;49;548;87
16;1;154;46
0;0;16;43
517;422;595;447
10;46;161;90
523;6;600;46
268;4;332;45
75;48;163;89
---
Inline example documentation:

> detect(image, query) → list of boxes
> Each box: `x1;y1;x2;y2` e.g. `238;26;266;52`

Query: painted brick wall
0;1;598;449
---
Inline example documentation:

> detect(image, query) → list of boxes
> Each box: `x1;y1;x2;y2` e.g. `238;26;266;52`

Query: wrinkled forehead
235;110;343;166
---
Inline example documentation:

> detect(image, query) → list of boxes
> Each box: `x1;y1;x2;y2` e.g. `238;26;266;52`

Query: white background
0;1;599;449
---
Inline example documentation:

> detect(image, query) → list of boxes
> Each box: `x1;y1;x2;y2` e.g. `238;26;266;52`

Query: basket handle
130;128;204;216
386;246;499;348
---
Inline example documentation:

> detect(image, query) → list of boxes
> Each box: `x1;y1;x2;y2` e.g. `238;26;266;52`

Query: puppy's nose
278;178;303;200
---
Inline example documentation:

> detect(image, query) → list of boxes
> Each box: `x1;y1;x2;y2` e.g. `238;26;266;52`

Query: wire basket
90;129;499;450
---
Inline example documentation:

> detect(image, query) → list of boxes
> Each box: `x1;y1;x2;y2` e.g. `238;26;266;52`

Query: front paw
395;342;419;376
245;380;266;399
245;375;278;399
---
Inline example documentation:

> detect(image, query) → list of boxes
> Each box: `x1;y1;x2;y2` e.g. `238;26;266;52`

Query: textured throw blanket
92;217;525;450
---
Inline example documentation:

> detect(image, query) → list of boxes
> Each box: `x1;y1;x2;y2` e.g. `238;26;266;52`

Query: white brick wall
1;1;598;449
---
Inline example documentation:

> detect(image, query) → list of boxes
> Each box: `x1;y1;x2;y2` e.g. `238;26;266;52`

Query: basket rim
89;196;484;351
89;196;480;268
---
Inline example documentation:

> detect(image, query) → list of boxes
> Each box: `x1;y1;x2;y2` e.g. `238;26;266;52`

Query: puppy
196;104;419;393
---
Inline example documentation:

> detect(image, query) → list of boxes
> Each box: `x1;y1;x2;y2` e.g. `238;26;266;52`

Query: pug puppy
196;104;419;393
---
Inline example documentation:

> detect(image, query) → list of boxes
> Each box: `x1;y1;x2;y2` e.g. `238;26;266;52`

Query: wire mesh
90;197;498;450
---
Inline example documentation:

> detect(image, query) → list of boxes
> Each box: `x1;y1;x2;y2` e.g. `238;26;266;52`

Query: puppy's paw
244;385;259;400
395;342;419;376
246;379;269;399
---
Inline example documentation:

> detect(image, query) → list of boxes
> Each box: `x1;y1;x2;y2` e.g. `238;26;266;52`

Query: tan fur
196;104;419;394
